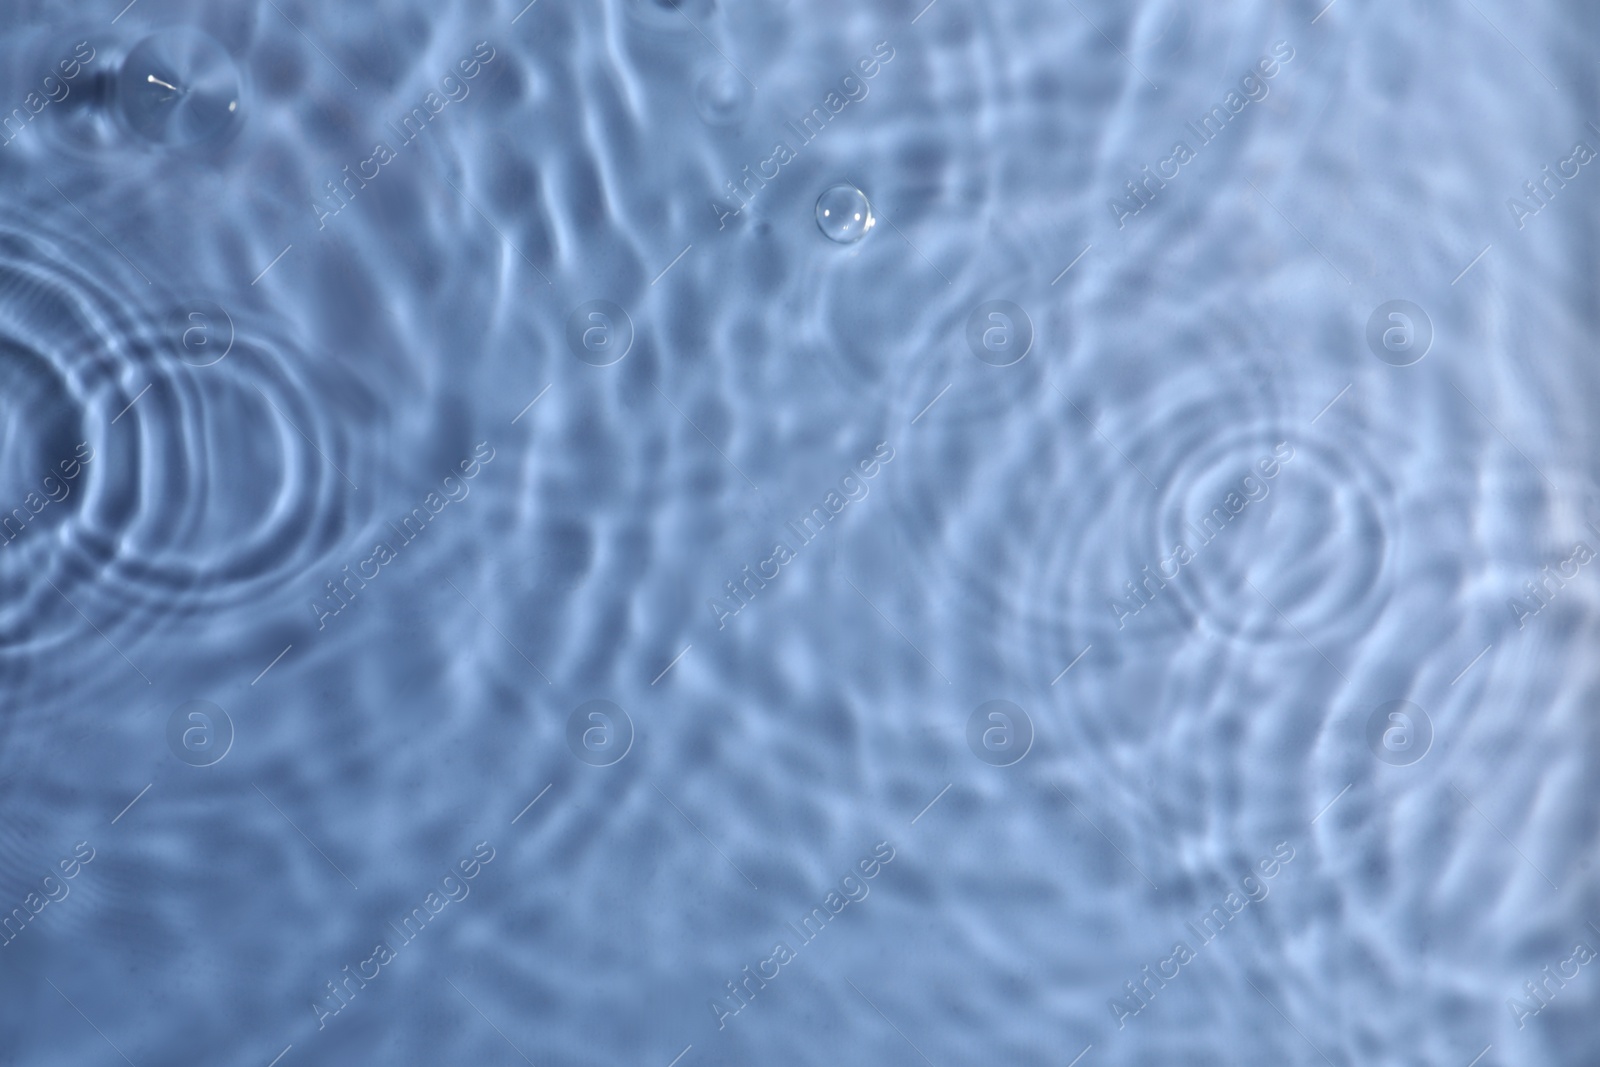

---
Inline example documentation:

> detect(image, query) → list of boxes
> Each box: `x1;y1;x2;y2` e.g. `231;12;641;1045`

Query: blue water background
0;0;1596;1064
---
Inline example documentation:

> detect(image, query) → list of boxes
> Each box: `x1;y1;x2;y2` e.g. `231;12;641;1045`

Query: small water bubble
815;184;875;244
117;29;242;147
693;63;750;125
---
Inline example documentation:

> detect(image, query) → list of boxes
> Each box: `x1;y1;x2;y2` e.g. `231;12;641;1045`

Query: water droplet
693;64;750;126
815;184;874;244
117;29;242;147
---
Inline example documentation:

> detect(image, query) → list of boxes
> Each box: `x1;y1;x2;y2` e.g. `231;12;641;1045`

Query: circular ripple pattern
1153;431;1394;646
0;222;364;658
883;355;1395;686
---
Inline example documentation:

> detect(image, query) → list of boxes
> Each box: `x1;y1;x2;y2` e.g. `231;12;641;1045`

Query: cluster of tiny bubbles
815;183;875;244
115;28;243;147
692;62;751;126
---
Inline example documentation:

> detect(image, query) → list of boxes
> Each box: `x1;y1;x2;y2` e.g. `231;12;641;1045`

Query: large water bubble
815;184;875;244
116;29;242;147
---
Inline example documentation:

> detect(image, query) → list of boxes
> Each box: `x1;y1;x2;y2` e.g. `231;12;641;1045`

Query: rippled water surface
2;0;1597;1064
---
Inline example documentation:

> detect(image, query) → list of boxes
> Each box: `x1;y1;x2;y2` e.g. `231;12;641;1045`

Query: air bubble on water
693;64;750;126
117;29;242;147
815;184;874;244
